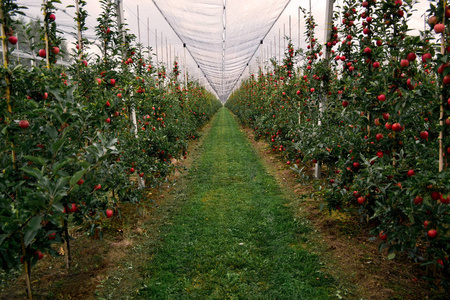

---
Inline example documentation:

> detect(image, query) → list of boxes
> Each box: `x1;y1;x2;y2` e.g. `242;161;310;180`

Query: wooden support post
117;0;145;188
278;28;281;63
440;8;446;171
184;43;187;92
260;40;263;74
116;0;126;55
137;5;141;47
74;0;83;60
20;233;33;300
314;0;334;179
43;0;50;68
298;7;301;49
1;0;16;169
147;17;150;59
155;28;158;63
289;15;291;40
274;35;276;63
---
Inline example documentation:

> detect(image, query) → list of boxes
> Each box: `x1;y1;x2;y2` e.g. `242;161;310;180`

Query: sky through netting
152;0;291;101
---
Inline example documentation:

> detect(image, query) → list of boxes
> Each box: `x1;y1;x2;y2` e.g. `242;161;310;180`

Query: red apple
407;52;416;61
106;101;110;107
364;47;371;54
373;61;380;68
377;94;386;101
77;178;84;185
379;231;387;240
441;195;450;204
35;251;44;260
383;113;390;121
392;123;402;132
130;167;135;173
422;53;432;63
110;78;116;86
8;36;17;45
376;133;383;141
427;229;438;238
106;117;111;123
82;60;88;67
376;151;384;158
94;184;101;191
117;93;122;98
431;191;441;200
429;16;438;26
48;13;56;21
400;59;409;67
68;203;78;213
374;118;381;126
342;100;349;107
353;162;360;169
443;75;450;85
139;172;144;178
38;49;46;58
48;232;56;240
414;196;423;205
434;23;445;34
19;120;29;129
106;209;113;218
420;131;429;139
407;169;415;177
52;47;60;54
424;220;429;228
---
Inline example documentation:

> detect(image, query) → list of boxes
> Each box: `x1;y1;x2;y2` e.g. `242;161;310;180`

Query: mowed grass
139;108;336;299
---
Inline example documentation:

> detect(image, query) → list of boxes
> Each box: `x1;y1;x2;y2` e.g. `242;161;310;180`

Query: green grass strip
139;107;336;299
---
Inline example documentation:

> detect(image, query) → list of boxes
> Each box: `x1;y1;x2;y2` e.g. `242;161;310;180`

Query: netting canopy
152;0;291;101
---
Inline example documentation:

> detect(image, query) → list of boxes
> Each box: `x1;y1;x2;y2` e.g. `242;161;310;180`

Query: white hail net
151;0;291;101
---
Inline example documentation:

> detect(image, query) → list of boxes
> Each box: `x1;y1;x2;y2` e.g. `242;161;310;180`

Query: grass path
139;108;336;299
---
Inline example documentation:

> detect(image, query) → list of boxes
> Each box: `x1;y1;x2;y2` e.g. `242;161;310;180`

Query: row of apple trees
226;0;449;290
0;0;221;296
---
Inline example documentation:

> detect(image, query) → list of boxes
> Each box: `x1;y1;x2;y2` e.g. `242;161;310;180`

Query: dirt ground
1;114;446;299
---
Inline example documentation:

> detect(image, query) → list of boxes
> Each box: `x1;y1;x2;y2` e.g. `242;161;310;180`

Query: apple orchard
226;0;450;291
1;0;450;297
0;0;221;296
